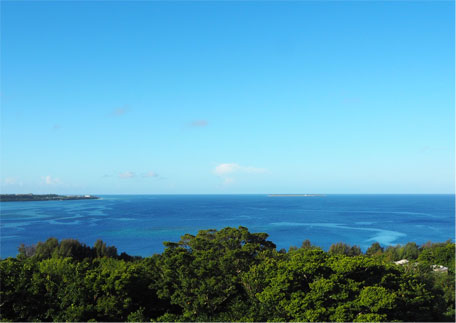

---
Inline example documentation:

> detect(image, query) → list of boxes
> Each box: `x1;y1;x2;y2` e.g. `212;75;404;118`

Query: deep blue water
1;194;454;258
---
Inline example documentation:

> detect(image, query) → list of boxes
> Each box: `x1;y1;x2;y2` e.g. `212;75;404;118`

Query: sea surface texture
1;194;454;258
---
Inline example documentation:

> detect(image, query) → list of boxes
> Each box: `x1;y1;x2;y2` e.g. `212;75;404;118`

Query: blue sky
1;0;454;194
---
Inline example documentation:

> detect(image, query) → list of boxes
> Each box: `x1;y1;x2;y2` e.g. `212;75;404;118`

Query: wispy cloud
214;163;240;175
118;170;161;179
190;120;208;127
4;177;17;185
119;171;135;179
213;163;267;185
214;163;267;176
42;175;61;185
112;105;128;116
142;171;159;178
2;177;24;188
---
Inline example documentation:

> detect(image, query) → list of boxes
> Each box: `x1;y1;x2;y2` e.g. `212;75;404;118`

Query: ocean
0;194;454;258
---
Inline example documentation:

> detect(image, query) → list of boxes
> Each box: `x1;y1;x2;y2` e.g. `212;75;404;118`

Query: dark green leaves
1;228;454;322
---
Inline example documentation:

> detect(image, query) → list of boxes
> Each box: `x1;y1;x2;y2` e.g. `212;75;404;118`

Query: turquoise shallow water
0;194;454;258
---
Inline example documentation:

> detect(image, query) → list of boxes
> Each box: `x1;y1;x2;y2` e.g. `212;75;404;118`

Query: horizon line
2;193;455;196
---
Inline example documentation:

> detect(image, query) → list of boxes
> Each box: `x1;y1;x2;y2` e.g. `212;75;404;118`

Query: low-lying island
0;194;99;202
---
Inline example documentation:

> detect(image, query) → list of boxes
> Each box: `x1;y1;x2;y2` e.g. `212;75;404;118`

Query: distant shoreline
268;194;326;197
0;194;100;202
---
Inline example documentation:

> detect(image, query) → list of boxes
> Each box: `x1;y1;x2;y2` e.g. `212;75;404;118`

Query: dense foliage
1;227;454;322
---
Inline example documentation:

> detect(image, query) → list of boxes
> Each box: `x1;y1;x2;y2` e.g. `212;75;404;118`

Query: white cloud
214;163;267;175
116;170;161;179
214;163;241;175
119;171;135;179
142;171;158;178
190;120;208;127
43;175;61;185
4;177;17;185
112;105;128;116
213;163;267;186
3;177;24;187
